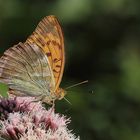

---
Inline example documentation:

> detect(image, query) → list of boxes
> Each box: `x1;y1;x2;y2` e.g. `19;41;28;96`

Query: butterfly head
56;88;66;100
42;88;66;105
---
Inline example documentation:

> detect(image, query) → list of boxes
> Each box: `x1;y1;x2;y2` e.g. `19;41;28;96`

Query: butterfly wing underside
0;42;55;97
26;15;65;93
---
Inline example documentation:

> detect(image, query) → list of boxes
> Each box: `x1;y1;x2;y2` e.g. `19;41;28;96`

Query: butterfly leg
33;94;55;106
51;99;55;108
33;94;46;102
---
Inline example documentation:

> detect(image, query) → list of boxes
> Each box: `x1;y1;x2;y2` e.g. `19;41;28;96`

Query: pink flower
0;97;79;140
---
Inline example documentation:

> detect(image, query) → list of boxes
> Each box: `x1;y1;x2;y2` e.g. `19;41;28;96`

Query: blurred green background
0;0;140;140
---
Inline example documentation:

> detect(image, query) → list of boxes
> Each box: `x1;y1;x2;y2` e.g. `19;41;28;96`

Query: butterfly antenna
64;97;72;105
65;80;88;90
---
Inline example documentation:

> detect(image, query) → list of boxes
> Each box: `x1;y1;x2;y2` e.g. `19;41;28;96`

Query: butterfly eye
57;88;66;100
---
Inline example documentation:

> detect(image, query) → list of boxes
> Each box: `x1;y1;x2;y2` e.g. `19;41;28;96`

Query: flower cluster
0;97;79;140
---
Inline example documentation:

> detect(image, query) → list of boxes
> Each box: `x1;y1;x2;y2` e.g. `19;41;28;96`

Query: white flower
0;97;79;140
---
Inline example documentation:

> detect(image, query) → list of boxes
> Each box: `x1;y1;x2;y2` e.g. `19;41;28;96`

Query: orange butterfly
0;15;65;104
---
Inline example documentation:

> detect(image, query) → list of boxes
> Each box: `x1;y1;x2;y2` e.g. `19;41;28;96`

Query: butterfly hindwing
0;42;55;96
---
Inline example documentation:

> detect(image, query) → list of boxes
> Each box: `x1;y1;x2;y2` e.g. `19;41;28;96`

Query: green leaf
0;83;8;98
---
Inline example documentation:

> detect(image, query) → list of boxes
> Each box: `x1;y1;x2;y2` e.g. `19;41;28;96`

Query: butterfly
0;15;65;104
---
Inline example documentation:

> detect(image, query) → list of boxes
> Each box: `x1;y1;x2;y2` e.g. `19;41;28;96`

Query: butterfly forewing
25;15;65;93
